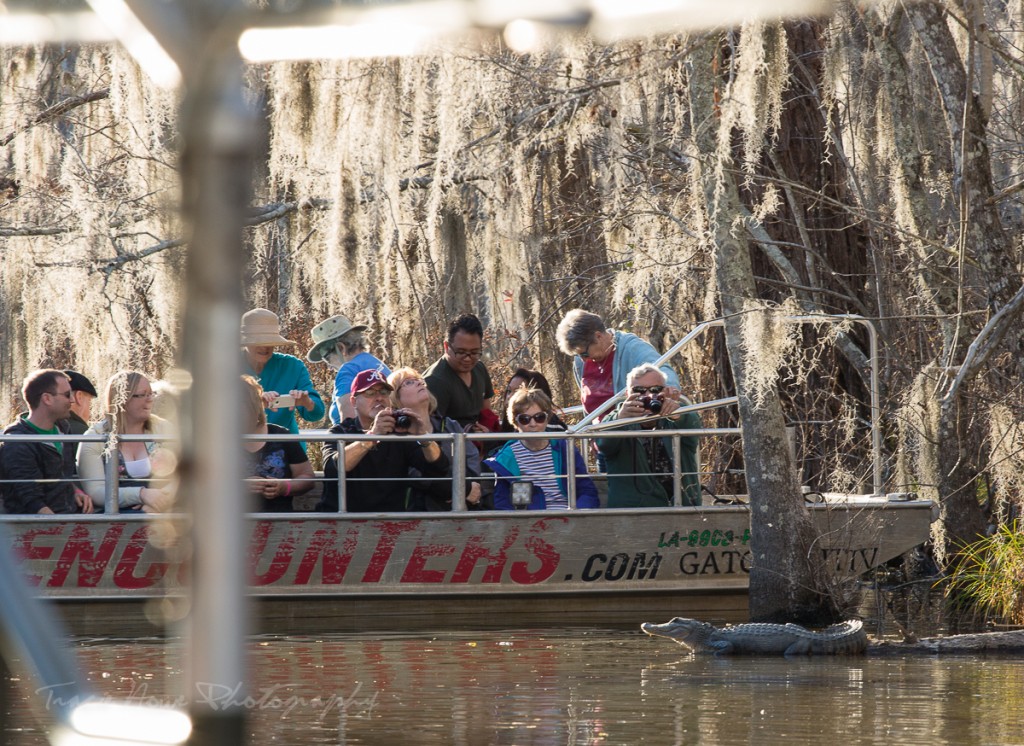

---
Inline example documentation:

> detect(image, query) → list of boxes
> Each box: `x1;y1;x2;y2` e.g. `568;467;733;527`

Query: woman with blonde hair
77;371;176;512
387;367;483;510
241;375;315;512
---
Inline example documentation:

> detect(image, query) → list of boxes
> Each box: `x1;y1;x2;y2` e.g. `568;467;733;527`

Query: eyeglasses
48;390;73;399
515;412;549;426
358;388;390;399
449;348;482;359
578;338;602;359
400;378;424;388
131;392;156;400
630;385;666;396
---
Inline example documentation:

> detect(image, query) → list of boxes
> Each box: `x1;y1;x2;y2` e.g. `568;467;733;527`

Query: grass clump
945;524;1024;626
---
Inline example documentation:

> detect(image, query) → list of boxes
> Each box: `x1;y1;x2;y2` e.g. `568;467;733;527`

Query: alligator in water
641;617;868;656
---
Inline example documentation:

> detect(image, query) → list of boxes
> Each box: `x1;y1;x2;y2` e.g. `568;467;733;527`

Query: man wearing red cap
317;369;450;512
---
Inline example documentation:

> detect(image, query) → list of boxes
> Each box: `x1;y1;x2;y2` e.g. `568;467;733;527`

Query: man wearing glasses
597;364;702;508
423;313;495;432
0;369;93;514
317;369;450;512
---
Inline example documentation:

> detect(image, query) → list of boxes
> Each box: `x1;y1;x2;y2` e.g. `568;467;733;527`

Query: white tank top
124;456;152;480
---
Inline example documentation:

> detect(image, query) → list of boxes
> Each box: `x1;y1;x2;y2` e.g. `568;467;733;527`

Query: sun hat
240;308;295;346
307;314;368;363
64;370;98;397
350;369;392;395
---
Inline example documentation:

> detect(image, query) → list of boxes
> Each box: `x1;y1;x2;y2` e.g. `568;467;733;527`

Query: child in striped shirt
485;387;599;510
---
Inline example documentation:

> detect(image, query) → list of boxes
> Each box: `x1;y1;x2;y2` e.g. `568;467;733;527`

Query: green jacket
597;406;701;508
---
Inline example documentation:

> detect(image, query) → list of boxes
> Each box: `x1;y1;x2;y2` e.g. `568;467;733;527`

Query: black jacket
318;418;451;513
0;417;80;514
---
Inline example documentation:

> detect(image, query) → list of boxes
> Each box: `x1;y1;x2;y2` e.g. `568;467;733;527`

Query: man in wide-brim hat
307;314;390;425
241;308;325;444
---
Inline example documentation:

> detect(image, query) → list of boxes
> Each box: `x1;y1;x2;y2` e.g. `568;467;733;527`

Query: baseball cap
64;370;98;397
351;369;393;395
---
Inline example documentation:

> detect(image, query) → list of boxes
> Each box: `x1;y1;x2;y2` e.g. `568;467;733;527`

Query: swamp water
3;628;1024;745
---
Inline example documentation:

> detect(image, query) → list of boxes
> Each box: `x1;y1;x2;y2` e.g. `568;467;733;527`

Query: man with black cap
63;370;97;435
318;369;450;513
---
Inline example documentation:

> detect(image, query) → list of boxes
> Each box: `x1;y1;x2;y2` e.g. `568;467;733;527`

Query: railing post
671;434;683;507
104;435;120;514
565;434;576;509
452;432;467;512
336;439;346;513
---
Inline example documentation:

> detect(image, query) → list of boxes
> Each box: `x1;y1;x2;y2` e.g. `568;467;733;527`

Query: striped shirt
510;441;568;510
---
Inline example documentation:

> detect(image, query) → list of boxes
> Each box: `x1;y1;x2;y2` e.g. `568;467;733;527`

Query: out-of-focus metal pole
177;4;255;744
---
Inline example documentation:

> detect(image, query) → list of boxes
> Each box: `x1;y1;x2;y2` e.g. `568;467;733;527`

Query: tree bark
687;38;832;623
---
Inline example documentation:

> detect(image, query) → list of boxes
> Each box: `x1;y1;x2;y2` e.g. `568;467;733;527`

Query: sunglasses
515;412;549;426
630;385;666;395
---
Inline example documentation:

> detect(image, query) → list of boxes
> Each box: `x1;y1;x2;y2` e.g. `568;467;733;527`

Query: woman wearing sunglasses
484;387;599;510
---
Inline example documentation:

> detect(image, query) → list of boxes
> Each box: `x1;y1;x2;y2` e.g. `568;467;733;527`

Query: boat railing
0;424;739;514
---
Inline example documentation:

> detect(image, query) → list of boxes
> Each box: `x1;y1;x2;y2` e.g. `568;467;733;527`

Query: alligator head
641;617;713;649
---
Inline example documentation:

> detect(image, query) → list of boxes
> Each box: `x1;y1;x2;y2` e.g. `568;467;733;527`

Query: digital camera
640;395;663;414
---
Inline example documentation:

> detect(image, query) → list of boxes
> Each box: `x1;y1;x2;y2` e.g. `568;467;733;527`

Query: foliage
944;524;1024;626
2;4;1024;564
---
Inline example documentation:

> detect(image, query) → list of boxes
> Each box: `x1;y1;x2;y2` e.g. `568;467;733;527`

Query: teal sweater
243;352;325;435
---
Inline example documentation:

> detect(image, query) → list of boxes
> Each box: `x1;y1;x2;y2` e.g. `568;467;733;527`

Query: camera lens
395;413;412;429
641;396;662;414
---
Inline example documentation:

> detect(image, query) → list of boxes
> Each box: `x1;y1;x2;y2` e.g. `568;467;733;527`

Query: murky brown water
4;629;1024;745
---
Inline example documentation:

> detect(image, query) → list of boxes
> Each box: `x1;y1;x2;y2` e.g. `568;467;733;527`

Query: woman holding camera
388;367;484;510
484;387;598;510
241;308;325;443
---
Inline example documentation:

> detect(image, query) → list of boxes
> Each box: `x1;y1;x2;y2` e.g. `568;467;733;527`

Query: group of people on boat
0;307;703;515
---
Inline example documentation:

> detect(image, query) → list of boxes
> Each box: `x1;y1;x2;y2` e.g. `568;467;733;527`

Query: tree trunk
687;38;834;623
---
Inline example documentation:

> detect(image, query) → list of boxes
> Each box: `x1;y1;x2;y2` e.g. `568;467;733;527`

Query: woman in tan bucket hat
307;314;390;425
241;308;325;444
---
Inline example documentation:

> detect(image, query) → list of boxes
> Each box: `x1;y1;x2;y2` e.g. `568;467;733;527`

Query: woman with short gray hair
555;308;681;419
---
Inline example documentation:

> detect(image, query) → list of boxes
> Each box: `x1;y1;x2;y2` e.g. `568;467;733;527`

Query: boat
2;315;933;636
2;489;934;636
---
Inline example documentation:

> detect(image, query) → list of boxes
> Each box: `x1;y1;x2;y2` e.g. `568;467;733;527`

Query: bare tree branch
0;88;110;148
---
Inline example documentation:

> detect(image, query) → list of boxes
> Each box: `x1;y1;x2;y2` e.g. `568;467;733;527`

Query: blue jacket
571;330;680;398
484;439;599;510
329;352;390;425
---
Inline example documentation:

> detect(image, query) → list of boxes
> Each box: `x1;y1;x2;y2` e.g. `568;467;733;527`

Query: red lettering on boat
400;543;456;583
250;520;304;586
113;525;169;589
508;519;563;584
361;521;420;583
12;525;64;586
294;524;360;585
47;523;125;588
449;527;520;583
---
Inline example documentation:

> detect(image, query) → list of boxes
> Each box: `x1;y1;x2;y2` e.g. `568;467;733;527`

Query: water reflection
4;629;1024;745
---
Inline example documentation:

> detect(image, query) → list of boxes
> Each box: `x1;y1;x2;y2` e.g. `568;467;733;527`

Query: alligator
641;617;869;656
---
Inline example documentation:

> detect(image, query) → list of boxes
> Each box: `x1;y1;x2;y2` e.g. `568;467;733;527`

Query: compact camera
393;410;413;431
640;395;663;414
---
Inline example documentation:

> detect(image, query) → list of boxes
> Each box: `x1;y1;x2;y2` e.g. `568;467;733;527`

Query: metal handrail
0;426;731;513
